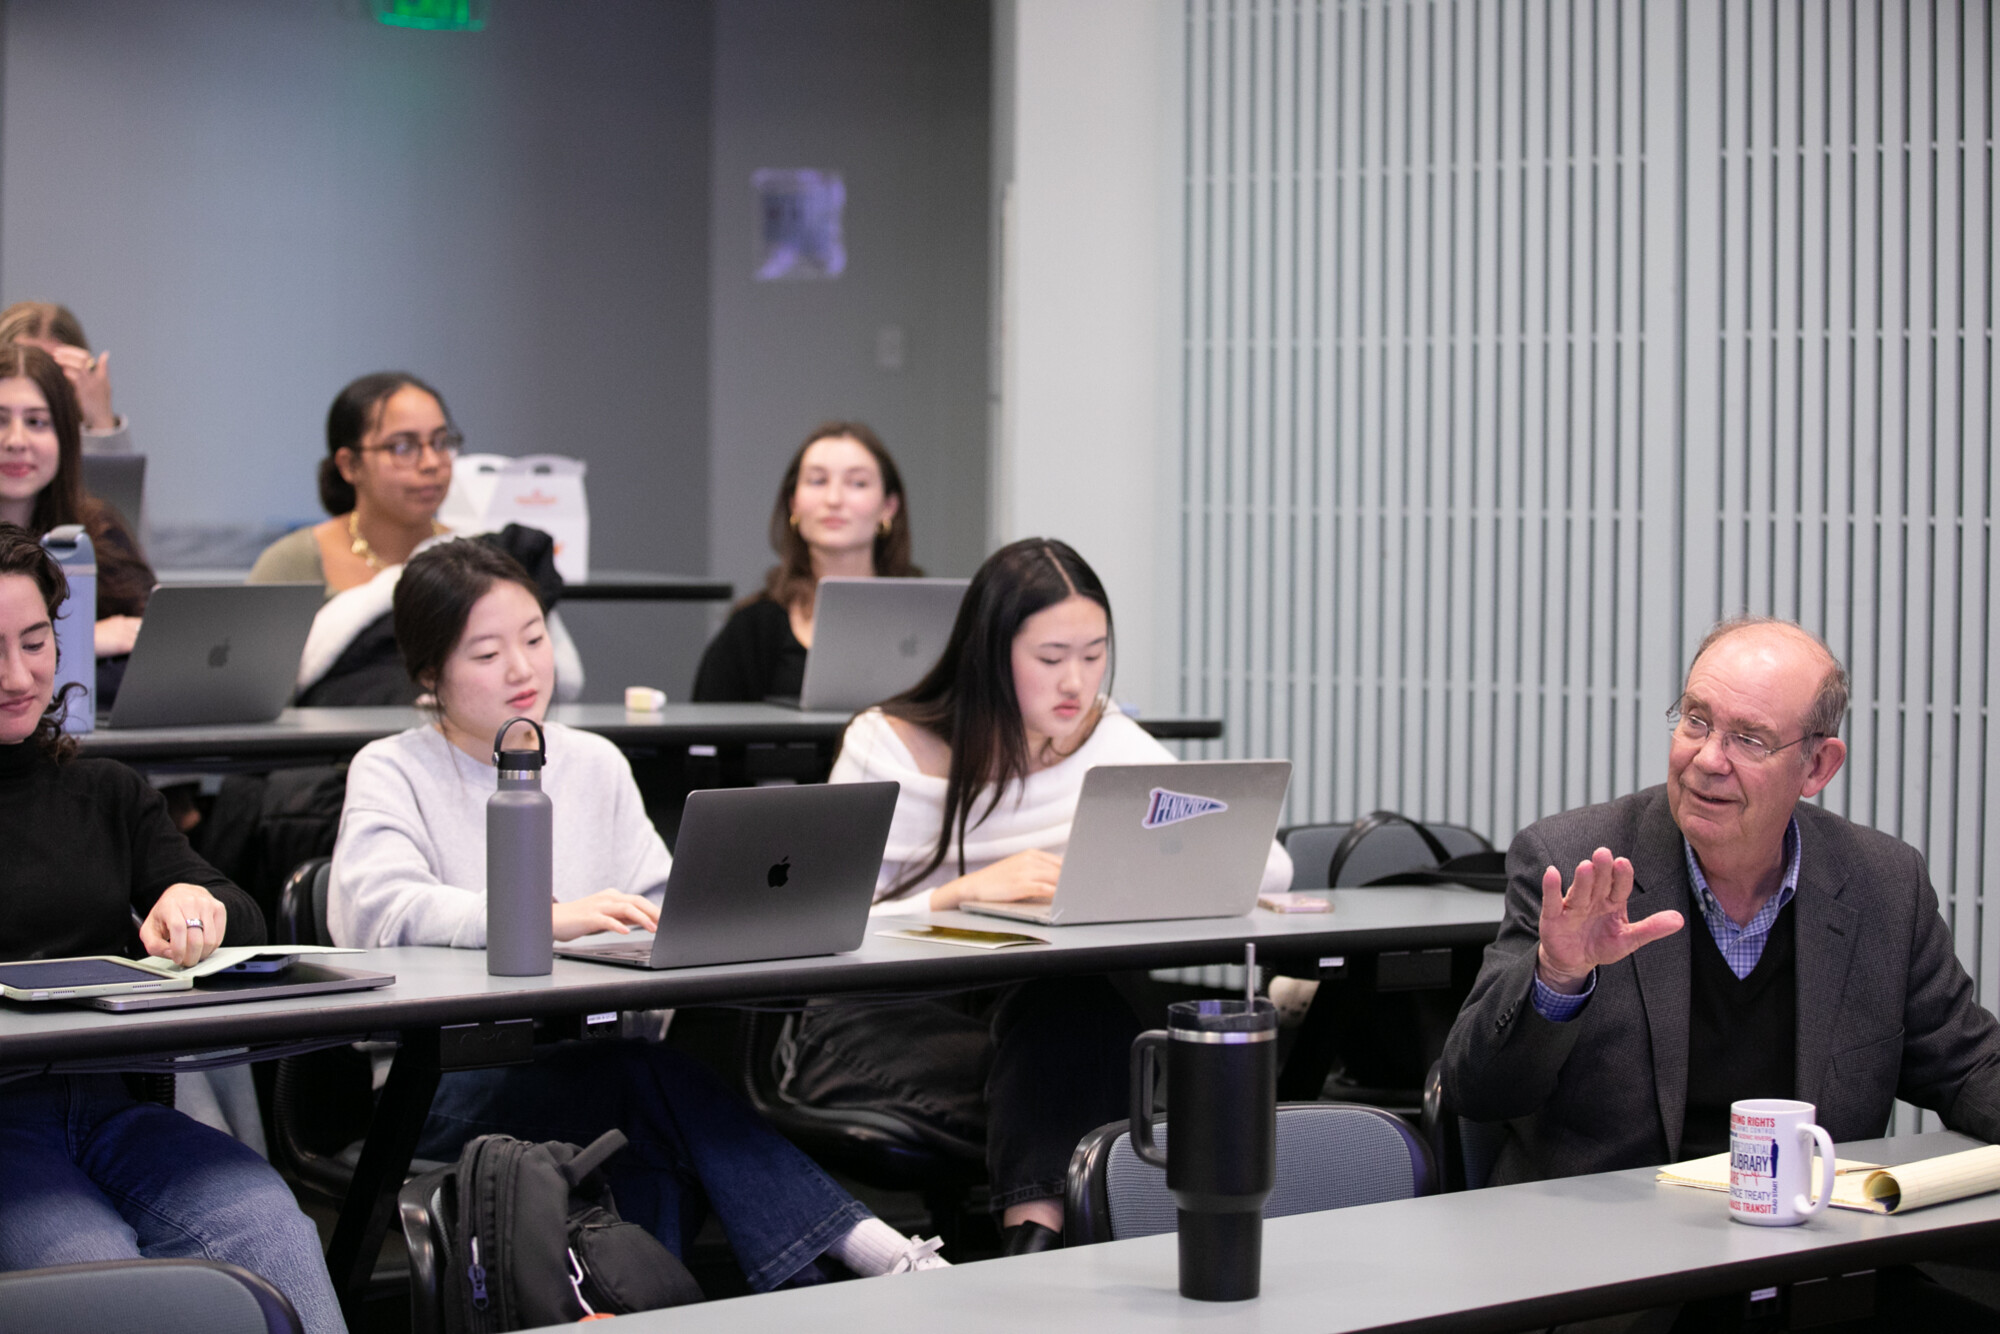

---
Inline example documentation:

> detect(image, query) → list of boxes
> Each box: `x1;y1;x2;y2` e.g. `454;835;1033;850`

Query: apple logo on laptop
898;634;920;658
207;639;231;669
767;857;791;888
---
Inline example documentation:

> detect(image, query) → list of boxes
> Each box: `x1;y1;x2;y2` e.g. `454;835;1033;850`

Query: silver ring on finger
185;918;204;931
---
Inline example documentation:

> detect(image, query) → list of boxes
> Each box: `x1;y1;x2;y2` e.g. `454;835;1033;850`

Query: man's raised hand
1535;847;1684;994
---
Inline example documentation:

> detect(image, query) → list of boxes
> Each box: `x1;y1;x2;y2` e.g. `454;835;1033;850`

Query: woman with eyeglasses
250;372;461;596
251;372;581;705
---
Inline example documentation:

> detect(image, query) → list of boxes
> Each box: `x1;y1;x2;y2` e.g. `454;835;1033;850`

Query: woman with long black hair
789;538;1293;1254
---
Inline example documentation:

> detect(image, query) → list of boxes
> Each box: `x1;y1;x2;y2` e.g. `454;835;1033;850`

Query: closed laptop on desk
557;780;898;970
778;577;969;711
105;583;321;729
964;760;1292;926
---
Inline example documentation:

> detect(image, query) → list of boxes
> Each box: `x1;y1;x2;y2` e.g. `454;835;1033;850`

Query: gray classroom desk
74;703;1225;767
0;888;1500;1320
0;888;1501;1066
539;1131;2000;1334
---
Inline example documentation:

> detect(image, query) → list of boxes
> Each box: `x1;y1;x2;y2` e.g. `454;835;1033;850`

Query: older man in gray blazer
1443;617;2000;1185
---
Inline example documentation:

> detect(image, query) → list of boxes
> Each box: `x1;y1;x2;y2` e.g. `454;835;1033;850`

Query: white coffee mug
1728;1098;1837;1226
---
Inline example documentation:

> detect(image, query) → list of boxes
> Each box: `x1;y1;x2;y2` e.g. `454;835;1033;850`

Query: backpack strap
1364;849;1510;893
1326;810;1453;885
558;1129;629;1187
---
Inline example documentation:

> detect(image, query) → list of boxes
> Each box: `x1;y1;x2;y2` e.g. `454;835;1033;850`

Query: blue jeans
0;1074;345;1334
415;1040;868;1292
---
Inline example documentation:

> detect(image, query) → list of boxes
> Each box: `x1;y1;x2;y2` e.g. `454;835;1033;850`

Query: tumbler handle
1130;1029;1170;1169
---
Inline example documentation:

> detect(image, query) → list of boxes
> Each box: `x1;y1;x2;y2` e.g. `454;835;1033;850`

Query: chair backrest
0;1259;300;1334
399;1167;456;1334
1421;1059;1508;1191
276;856;332;946
1280;817;1493;889
1066;1102;1436;1244
733;1010;986;1190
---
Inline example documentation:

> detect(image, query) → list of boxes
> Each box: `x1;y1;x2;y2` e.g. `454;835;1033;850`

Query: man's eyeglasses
1666;706;1820;764
361;430;463;464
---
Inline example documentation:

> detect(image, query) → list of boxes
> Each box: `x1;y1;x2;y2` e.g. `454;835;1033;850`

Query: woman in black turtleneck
0;523;344;1334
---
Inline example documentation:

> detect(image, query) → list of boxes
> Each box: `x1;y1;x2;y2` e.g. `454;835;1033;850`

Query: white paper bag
438;453;590;583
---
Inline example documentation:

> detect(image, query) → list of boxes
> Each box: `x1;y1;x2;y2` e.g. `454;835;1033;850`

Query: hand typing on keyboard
553;890;661;942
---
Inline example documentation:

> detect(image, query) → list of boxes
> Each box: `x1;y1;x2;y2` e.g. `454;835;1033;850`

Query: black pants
781;975;1141;1211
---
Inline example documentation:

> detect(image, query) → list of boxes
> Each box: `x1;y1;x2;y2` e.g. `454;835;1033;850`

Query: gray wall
0;0;717;697
708;0;991;596
0;0;990;698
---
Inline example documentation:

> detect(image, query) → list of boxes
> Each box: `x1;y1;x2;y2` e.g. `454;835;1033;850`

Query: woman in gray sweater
329;539;946;1291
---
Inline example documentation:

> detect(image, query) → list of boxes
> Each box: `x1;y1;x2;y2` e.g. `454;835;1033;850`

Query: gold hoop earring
878;517;892;537
789;513;800;530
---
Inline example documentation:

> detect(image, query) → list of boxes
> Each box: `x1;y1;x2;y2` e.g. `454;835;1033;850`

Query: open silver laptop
776;577;969;711
556;780;899;969
964;760;1292;926
105;583;321;729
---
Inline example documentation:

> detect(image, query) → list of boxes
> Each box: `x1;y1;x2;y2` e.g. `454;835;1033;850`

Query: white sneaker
886;1235;950;1273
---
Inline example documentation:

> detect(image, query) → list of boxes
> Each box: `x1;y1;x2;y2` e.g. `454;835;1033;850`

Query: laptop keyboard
575;940;653;961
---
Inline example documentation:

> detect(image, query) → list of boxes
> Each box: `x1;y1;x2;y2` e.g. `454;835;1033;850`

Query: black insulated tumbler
1128;997;1278;1301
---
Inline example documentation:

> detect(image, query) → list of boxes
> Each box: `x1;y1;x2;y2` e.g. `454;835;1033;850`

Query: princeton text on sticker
1143;787;1229;829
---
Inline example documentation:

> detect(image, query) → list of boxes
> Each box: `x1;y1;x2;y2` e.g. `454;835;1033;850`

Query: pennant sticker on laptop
1143;787;1229;829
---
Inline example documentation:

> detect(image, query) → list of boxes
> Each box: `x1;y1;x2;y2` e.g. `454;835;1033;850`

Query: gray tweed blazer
1441;784;2000;1184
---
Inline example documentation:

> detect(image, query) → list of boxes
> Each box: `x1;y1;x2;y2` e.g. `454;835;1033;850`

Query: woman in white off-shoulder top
793;538;1291;1257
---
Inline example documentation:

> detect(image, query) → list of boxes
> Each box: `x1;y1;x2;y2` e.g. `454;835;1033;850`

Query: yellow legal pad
1656;1144;2000;1214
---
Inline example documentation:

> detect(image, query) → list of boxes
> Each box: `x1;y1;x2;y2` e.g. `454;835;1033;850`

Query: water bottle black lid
492;716;547;769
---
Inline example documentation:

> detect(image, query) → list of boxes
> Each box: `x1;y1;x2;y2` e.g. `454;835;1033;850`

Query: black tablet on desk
81;961;395;1011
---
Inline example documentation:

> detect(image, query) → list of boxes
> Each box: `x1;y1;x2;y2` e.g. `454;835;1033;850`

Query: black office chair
1272;815;1501;1108
274;855;333;947
270;856;451;1211
1421;1059;1507;1192
1064;1102;1436;1244
736;1010;986;1240
1279;812;1496;890
0;1259;301;1334
398;1167;456;1334
267;858;381;1202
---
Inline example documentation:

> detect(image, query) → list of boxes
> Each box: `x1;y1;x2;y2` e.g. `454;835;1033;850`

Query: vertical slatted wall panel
1178;0;1660;846
1682;0;1998;1046
1176;0;1996;1047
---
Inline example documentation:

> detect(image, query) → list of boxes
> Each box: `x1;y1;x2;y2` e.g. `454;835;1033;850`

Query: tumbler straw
1245;942;1256;1005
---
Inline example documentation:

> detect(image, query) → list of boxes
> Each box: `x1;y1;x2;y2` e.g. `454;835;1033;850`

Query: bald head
1683;617;1848;742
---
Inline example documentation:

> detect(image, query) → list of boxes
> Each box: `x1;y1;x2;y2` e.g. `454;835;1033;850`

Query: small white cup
1728;1098;1837;1226
623;686;668;713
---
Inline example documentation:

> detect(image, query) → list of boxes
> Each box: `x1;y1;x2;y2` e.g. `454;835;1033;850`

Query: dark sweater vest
1679;902;1797;1160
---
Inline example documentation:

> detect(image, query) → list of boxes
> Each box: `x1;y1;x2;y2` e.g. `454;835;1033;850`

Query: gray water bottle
40;525;95;735
486;716;553;976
